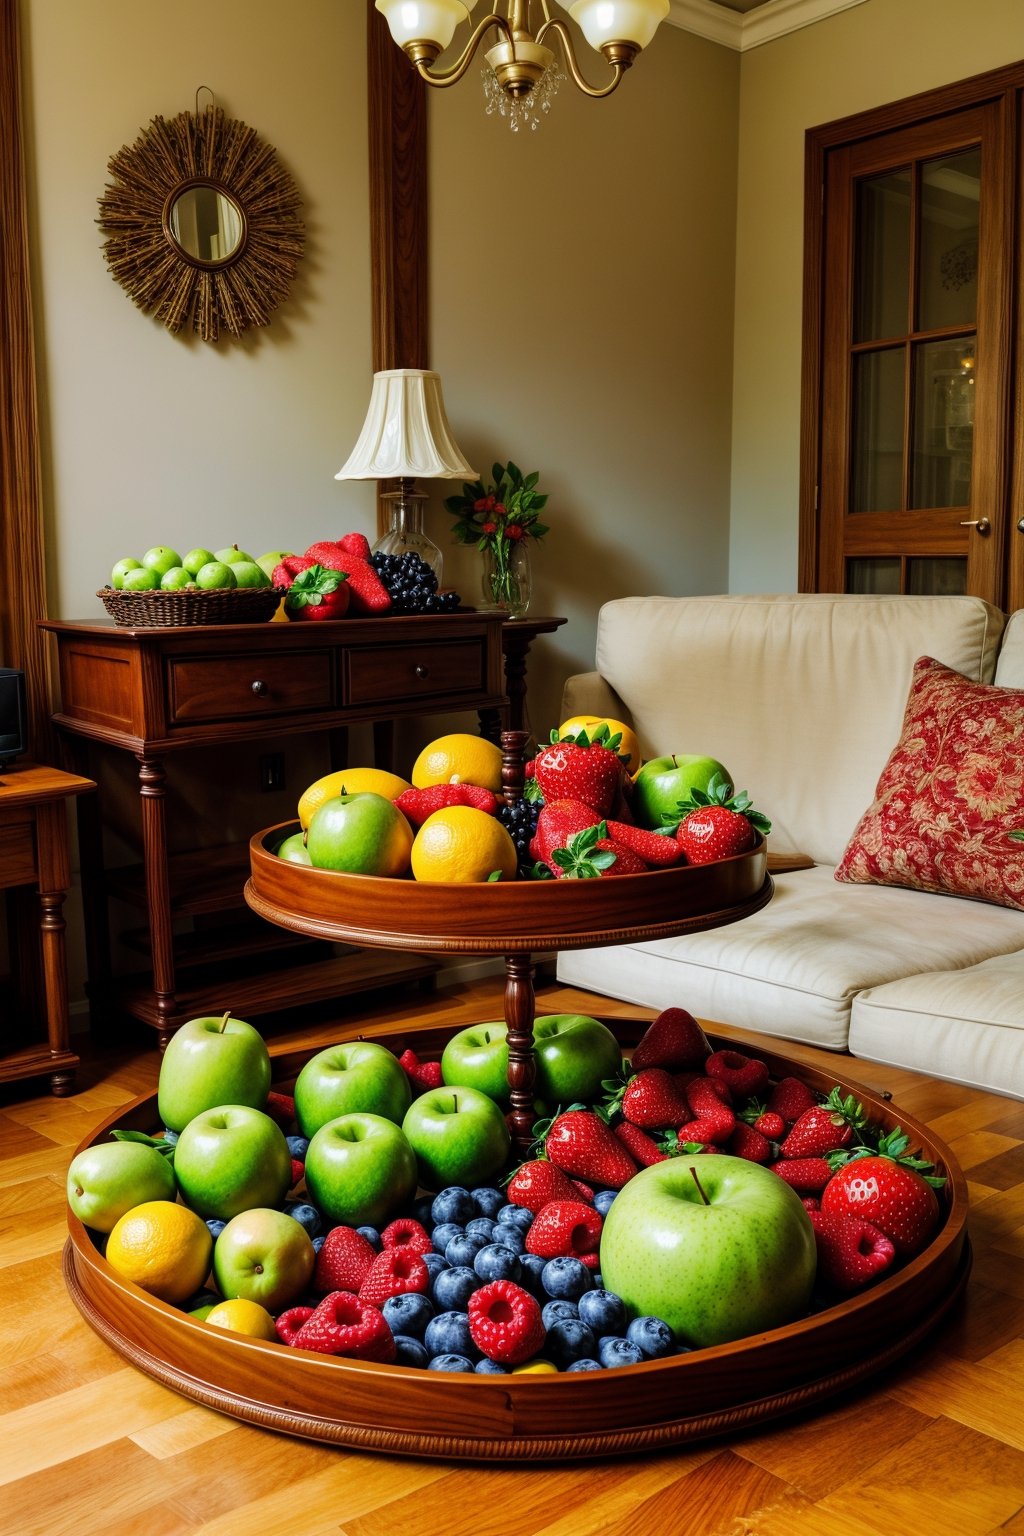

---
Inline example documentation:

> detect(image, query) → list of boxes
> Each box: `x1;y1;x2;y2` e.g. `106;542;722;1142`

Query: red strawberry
338;531;372;560
342;558;392;614
395;784;498;826
530;799;601;870
683;1076;736;1143
770;1157;833;1193
766;1076;818;1124
631;1008;711;1072
819;1129;944;1257
532;736;626;817
380;1217;432;1255
304;539;349;569
541;1108;638;1189
809;1210;897;1293
603;819;686;867
293;1291;396;1361
705;1049;770;1101
751;1110;786;1141
524;1199;603;1259
358;1247;430;1306
506;1159;584;1212
290;1157;305;1187
570;1180;595;1204
284;563;352;621
275;1305;314;1346
779;1088;867;1158
264;1090;296;1129
619;1068;692;1130
272;554;316;588
468;1280;545;1366
727;1122;772;1163
676;805;756;864
592;838;649;876
614;1121;670;1166
313;1224;376;1294
396;1047;443;1092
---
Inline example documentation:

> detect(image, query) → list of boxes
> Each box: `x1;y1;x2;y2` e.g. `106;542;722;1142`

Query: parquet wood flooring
2;978;1022;1536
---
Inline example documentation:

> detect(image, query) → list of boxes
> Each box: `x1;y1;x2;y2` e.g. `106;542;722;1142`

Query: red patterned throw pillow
835;656;1024;911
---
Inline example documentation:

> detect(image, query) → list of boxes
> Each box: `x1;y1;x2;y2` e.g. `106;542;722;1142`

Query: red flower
506;524;524;540
474;495;496;512
481;521;497;534
493;503;506;517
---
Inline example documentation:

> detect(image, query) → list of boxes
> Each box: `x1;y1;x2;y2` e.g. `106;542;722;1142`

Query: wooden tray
63;1023;970;1461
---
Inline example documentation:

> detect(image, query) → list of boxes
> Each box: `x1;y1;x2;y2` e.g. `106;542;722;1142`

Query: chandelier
375;1;670;129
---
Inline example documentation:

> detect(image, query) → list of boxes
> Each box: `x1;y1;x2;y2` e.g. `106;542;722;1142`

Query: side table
0;760;95;1095
480;615;568;744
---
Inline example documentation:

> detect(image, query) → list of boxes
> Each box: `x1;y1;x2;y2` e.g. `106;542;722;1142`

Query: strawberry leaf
112;1128;175;1160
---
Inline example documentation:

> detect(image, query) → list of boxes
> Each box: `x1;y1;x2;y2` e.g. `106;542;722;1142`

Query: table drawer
166;653;335;725
0;818;37;888
343;639;489;707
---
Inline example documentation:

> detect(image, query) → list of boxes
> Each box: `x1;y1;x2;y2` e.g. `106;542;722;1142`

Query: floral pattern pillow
835;656;1024;911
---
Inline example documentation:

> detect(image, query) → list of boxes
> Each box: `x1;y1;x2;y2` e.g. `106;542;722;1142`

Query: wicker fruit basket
97;586;285;627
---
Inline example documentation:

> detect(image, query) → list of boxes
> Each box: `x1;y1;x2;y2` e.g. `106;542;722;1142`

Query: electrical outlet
259;753;285;792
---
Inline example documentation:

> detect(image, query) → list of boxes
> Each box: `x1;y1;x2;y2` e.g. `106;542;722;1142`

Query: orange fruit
105;1200;213;1305
298;767;412;830
410;806;518;883
558;715;641;773
204;1298;278;1340
411;734;503;793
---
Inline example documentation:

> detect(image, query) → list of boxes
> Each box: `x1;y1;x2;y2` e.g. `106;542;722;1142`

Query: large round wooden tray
63;1022;970;1462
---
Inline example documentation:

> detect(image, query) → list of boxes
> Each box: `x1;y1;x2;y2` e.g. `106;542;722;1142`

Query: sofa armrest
560;671;633;728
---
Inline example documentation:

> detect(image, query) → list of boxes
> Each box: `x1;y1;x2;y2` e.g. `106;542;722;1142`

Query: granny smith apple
212;1206;315;1312
215;545;255;565
257;550;293;580
157;1011;271;1133
230;560;271;589
633;755;733;831
121;565;159;591
294;1041;411;1137
599;1155;817;1348
441;1014;624;1107
275;831;311;865
195;560;236;590
141;545;183;579
182;547;216;577
173;1105;292;1221
110;557;143;589
66;1140;176;1233
401;1085;511;1192
303;1112;418;1227
306;792;414;877
159;566;196;590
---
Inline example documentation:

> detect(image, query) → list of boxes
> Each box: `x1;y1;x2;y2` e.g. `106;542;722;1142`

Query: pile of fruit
68;1007;947;1374
108;544;280;592
277;719;772;884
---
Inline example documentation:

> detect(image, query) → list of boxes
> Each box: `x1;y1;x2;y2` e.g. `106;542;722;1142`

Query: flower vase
481;540;531;617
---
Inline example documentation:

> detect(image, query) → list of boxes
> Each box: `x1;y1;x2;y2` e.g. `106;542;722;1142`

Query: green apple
230;560;271;589
275;831;311;865
121;565;159;592
66;1140;176;1233
212;1206;315;1312
303;1111;417;1227
194;560;236;589
173;1105;293;1221
111;557;143;589
599;1154;817;1349
157;1011;271;1133
159;566;196;590
215;545;255;565
257;550;293;579
182;547;216;577
306;792;414;877
401;1084;511;1192
441;1014;624;1107
140;545;183;578
294;1041;411;1137
633;755;733;832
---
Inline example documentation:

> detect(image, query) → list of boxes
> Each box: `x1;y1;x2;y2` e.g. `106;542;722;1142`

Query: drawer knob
414;665;429;680
251;680;268;697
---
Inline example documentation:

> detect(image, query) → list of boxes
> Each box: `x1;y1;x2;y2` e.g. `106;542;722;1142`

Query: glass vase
481;540;531;617
372;491;443;579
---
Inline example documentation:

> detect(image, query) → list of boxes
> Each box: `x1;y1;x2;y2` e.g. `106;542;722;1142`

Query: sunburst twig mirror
98;103;304;343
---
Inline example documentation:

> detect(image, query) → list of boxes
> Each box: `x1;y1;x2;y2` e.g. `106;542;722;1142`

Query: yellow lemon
105;1200;213;1306
298;767;412;830
204;1298;278;1340
411;733;503;793
410;806;518;883
511;1358;558;1374
558;715;641;773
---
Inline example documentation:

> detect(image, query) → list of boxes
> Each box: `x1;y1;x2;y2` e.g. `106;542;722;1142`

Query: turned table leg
136;754;177;1046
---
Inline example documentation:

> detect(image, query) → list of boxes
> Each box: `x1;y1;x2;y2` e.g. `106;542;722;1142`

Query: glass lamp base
372;491;443;580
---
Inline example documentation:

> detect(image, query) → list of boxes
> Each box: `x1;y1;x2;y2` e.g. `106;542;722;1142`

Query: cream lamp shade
568;0;669;51
374;1;474;54
335;369;476;482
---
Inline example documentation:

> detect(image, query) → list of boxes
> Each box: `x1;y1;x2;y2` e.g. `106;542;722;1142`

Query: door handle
959;518;991;535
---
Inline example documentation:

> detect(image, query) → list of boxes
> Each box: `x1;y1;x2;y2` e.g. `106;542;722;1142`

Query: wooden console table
39;613;509;1047
0;761;94;1094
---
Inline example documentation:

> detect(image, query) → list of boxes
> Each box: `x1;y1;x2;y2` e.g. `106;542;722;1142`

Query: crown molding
667;0;868;53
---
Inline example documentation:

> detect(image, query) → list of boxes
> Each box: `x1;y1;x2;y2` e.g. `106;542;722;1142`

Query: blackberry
368;551;462;614
497;796;541;876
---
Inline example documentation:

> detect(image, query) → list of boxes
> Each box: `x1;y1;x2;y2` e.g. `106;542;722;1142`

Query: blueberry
490;1223;526;1254
411;1193;436;1228
545;1317;598;1368
430;1220;464;1254
284;1201;322;1238
286;1135;310;1160
382;1291;434;1339
577;1288;626;1336
431;1187;476;1226
465;1217;497;1241
517;1252;548;1297
540;1257;593;1301
495;1203;533;1231
565;1357;603;1372
592;1189;617;1217
471;1187;506;1220
427;1353;475;1372
424;1310;476;1360
473;1243;522;1284
356;1225;381;1251
421;1251;449;1281
444;1232;490;1268
312;1234;325;1255
205;1218;226;1240
392;1335;430;1368
474;1356;508;1373
431;1265;479;1311
626;1315;675;1360
541;1298;579;1330
598;1336;645;1369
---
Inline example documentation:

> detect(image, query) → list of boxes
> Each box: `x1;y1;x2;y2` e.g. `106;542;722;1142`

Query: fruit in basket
105;1199;214;1305
632;756;733;831
401;1085;512;1190
558;716;641;773
599;1155;817;1348
231;559;272;589
111;556;143;588
410;806;517;883
303;1112;418;1227
66;1140;176;1232
256;549;294;579
141;545;183;578
294;1042;412;1136
275;831;311;864
215;545;255;565
157;1012;272;1133
819;1129;943;1257
441;1014;624;1107
195;560;237;590
121;566;159;592
182;547;216;577
306;792;414;876
411;733;503;794
159;566;196;591
540;1108;639;1189
173;1105;292;1221
533;735;626;817
212;1207;316;1311
204;1297;279;1340
676;785;772;865
298;767;412;830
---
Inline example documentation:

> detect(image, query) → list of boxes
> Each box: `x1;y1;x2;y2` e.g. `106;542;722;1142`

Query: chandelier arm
535;17;627;99
412;15;513;89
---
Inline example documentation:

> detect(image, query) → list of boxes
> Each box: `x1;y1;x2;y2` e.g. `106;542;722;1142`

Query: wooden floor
3;976;1024;1536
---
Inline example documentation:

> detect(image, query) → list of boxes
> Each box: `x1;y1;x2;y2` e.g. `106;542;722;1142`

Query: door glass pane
918;148;980;331
851;348;905;512
907;557;967;595
910;336;975;508
847;557;901;593
854;169;911;342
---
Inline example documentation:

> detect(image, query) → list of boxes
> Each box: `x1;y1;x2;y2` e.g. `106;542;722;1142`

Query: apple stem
218;1011;231;1033
689;1165;711;1205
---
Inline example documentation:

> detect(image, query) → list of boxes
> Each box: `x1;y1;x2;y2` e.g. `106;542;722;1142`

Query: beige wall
729;0;1024;594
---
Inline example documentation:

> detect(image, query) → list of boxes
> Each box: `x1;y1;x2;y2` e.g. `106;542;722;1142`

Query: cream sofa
557;594;1024;1099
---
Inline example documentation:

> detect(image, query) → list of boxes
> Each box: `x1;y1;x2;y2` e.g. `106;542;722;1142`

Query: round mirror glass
167;184;244;265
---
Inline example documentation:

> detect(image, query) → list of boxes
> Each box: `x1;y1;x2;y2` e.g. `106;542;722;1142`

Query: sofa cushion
555;863;1024;1051
995;609;1024;687
849;951;1024;1099
590;594;1005;865
835;657;1024;911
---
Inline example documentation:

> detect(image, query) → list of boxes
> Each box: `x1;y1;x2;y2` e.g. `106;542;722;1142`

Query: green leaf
112;1128;175;1160
486;869;503;881
524;471;539;490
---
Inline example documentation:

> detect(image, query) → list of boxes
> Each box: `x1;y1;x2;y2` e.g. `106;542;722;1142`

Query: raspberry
275;1305;314;1346
264;1090;295;1129
467;1280;546;1366
313;1224;376;1294
380;1216;433;1255
397;1047;444;1092
290;1158;305;1187
524;1199;603;1260
293;1291;396;1361
358;1246;430;1306
705;1049;770;1101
